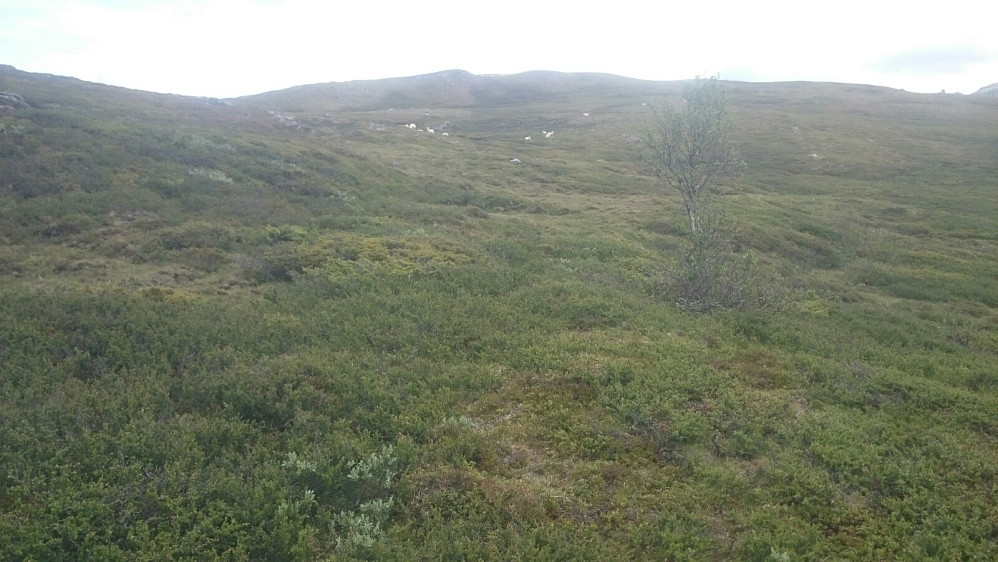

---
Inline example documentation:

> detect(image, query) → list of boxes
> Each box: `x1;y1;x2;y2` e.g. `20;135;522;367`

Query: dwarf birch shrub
330;445;399;550
666;211;792;313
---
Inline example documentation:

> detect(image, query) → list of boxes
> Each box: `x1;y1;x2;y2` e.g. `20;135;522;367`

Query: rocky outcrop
0;91;30;113
267;109;300;128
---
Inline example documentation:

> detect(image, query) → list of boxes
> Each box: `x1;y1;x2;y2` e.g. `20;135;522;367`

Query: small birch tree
645;77;788;313
645;75;738;233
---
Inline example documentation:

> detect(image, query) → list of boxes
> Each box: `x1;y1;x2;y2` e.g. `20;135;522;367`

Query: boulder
0;91;30;111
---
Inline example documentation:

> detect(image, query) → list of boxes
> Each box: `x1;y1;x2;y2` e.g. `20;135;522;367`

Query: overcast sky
2;0;996;98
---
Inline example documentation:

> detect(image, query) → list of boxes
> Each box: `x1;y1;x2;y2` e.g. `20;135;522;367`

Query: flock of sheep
402;122;449;136
524;130;555;142
397;112;592;166
400;111;592;142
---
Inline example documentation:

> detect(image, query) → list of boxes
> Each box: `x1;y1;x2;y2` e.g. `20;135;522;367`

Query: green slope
1;64;997;560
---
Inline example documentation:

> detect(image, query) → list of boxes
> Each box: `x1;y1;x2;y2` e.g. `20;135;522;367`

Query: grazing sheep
408;123;417;129
582;112;589;117
524;136;531;142
510;158;522;164
543;130;554;138
441;132;449;136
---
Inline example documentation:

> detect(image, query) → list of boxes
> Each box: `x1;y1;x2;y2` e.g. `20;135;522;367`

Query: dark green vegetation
1;65;997;559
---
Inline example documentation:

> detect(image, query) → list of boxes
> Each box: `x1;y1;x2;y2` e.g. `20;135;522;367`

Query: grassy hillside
1;64;997;560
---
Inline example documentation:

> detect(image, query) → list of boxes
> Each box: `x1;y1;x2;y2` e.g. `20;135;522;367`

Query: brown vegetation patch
711;351;791;389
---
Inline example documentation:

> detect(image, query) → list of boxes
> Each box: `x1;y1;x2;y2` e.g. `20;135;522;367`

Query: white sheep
408;123;416;129
441;132;449;136
427;127;435;134
510;158;522;164
582;112;589;117
543;130;554;138
524;136;531;142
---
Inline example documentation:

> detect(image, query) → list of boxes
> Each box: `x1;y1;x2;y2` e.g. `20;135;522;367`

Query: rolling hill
1;64;997;560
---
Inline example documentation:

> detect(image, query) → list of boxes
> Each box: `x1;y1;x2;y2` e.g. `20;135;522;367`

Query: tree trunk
684;194;699;233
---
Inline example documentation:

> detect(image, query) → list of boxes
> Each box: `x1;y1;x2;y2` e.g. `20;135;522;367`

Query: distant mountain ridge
5;63;996;110
238;69;659;112
972;82;998;96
